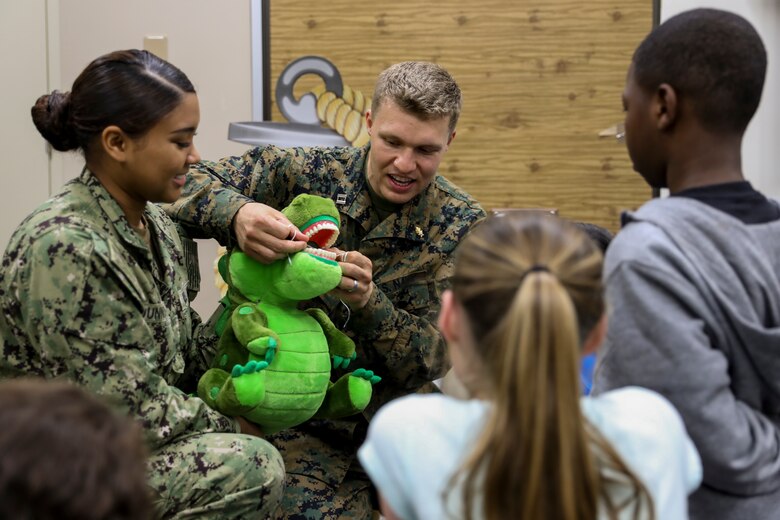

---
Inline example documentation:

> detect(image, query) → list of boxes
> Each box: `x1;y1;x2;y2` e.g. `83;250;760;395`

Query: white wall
53;0;256;317
0;1;52;249
661;0;780;198
55;0;253;184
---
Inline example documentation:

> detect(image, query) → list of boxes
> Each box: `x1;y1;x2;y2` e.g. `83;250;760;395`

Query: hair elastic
519;264;550;284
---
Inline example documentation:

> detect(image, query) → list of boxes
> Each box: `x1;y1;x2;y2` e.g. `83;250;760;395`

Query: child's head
623;9;766;188
441;214;604;397
442;215;650;520
573;221;613;254
633;8;765;136
0;378;153;520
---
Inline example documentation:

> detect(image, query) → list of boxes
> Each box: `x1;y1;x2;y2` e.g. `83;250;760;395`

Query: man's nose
393;148;415;172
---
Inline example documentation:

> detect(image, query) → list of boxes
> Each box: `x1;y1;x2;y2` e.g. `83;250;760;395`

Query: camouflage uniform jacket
168;144;485;406
0;168;238;451
166;144;485;486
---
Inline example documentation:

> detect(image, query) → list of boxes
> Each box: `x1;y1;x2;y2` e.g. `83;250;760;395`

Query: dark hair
31;49;195;154
633;8;766;134
0;378;153;520
573;221;613;254
451;215;652;520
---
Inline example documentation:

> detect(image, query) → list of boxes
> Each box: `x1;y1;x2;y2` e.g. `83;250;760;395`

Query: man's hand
233;202;307;263
329;249;374;309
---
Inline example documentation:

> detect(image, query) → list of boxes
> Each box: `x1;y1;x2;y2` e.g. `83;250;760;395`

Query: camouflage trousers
269;423;376;519
276;471;374;520
148;432;285;519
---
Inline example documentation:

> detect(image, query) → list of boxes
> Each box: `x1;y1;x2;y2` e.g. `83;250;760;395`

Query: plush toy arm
305;307;356;368
233;303;280;363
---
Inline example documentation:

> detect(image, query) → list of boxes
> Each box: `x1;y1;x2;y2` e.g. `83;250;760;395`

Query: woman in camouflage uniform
0;49;284;519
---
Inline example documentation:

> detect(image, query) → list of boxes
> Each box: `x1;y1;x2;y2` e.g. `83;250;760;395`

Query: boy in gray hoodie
593;8;780;520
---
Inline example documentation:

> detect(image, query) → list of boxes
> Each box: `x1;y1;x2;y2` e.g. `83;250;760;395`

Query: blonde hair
371;61;462;133
450;215;653;520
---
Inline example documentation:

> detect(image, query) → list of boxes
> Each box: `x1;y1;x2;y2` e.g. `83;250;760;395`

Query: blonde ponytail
450;215;653;520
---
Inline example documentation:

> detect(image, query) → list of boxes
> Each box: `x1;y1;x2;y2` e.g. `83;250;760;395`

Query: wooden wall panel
270;0;653;231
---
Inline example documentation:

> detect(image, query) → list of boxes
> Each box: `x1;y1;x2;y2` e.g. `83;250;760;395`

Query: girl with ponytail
359;214;701;519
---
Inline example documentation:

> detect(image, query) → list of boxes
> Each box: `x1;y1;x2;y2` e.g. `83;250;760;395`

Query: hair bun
30;90;79;151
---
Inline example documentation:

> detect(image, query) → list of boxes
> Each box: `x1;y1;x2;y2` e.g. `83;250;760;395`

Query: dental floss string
287;223;295;265
340;300;351;329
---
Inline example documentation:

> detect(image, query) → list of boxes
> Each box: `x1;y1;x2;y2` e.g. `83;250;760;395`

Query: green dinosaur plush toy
198;194;381;434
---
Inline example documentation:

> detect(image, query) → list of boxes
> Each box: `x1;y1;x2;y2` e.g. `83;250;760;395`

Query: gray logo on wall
277;56;344;125
228;56;371;148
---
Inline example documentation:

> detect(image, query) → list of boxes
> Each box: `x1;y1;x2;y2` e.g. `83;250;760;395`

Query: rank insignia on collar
336;193;347;205
414;226;424;239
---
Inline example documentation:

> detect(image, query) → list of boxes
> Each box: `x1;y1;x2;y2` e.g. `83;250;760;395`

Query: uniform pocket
142;286;189;376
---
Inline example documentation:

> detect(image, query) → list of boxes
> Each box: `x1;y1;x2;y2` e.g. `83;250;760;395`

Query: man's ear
446;130;456;147
438;290;459;343
654;83;678;131
101;125;129;162
582;314;607;356
365;110;373;135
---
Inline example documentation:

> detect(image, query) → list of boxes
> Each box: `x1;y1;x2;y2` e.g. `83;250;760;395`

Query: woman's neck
87;160;145;227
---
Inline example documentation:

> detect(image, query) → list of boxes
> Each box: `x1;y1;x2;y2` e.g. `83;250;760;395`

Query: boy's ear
101;125;130;162
654;83;678;131
438;290;459;343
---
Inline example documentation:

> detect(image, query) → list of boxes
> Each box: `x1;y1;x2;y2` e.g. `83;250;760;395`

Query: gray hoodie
593;196;780;520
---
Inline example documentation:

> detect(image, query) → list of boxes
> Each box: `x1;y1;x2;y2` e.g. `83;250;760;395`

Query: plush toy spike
198;194;380;434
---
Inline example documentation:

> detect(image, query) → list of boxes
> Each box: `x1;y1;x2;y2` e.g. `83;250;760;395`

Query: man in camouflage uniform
0;168;285;519
166;61;485;518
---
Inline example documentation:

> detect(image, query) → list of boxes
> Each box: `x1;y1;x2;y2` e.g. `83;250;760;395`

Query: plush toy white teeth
303;220;339;249
304;247;338;261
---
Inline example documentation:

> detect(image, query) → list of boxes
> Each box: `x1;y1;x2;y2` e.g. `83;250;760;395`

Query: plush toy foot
313;369;380;420
197;368;252;416
198;368;228;409
351;367;382;385
197;362;268;416
230;360;268;407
